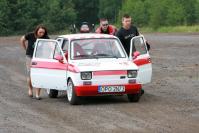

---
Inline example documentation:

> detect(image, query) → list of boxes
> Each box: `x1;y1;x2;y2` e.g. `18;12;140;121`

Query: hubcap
67;81;73;101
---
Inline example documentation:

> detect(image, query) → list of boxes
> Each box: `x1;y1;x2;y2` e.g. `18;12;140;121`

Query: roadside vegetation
140;25;199;33
0;0;199;36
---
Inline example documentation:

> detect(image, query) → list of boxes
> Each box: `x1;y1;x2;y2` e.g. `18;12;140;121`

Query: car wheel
67;79;79;105
127;91;141;102
46;89;58;98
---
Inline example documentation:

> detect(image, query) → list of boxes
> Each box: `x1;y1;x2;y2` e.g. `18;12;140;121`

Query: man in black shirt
116;14;139;56
20;25;49;100
117;14;146;95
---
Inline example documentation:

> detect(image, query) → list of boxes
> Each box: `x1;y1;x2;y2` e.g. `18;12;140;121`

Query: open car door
129;35;152;84
30;39;68;90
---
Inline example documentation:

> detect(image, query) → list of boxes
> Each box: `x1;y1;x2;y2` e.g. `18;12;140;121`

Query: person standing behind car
80;24;90;33
20;24;49;100
117;14;147;95
96;18;117;35
116;14;140;56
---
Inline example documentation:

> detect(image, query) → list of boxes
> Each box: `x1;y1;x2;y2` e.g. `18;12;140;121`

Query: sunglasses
102;23;108;26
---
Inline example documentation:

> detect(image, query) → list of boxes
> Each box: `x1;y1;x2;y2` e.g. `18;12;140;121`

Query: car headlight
81;72;92;80
127;70;137;78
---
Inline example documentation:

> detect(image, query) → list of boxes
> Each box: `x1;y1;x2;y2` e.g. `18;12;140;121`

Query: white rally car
30;33;152;105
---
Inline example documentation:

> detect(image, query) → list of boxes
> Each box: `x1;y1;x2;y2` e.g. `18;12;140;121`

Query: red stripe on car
31;61;80;72
31;61;67;70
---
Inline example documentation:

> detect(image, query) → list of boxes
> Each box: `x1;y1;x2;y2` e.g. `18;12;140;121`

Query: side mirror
133;51;140;59
54;55;64;63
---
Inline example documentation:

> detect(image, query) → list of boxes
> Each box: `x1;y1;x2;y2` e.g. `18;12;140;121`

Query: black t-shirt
25;33;49;57
116;26;139;55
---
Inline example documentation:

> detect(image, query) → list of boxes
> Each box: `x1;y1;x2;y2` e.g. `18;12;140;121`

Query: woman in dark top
20;25;49;100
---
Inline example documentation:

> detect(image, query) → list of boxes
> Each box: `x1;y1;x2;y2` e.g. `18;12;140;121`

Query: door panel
31;39;67;90
130;36;152;84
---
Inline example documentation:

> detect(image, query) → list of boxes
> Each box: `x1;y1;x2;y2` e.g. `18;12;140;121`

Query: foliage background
0;0;199;35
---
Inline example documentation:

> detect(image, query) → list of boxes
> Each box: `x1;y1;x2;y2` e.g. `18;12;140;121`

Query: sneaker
28;94;33;98
35;96;41;100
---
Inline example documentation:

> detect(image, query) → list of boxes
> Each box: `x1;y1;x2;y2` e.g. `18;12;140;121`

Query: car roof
58;33;117;40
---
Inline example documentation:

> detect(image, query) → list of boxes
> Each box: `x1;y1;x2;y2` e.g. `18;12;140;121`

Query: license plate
98;85;125;93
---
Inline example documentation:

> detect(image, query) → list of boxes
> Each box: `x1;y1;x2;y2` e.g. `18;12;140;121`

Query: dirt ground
0;33;198;133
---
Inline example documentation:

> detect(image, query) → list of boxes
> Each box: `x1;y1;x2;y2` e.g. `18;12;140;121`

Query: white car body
30;33;152;104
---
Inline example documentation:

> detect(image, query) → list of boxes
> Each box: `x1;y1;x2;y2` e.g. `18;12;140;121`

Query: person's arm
109;25;117;35
116;29;123;42
135;26;140;36
95;27;101;33
20;35;27;51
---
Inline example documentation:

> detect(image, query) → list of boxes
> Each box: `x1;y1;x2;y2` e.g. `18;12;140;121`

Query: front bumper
75;84;142;96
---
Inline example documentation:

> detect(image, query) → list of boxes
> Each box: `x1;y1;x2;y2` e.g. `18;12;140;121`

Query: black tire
47;89;58;98
67;79;80;105
127;91;141;102
141;89;145;96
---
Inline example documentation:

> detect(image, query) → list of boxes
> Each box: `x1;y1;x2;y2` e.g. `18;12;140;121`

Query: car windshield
70;38;126;60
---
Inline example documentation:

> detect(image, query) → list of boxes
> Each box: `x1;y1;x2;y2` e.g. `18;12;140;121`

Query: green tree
0;0;76;35
147;0;169;28
0;0;10;35
118;0;151;27
195;0;199;23
179;0;197;25
98;0;122;23
43;0;76;32
118;0;198;29
73;0;99;26
165;0;185;26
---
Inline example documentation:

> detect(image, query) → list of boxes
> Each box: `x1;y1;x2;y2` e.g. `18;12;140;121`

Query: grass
2;25;199;37
140;25;199;33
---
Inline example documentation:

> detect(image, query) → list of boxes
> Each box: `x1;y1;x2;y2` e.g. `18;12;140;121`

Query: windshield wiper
74;54;119;59
93;54;119;59
74;55;90;58
74;54;98;59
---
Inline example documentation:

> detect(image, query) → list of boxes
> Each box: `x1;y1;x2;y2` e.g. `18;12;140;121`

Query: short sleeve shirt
116;26;139;55
25;33;49;57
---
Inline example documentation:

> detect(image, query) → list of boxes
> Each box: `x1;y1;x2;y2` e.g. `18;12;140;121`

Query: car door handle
32;62;37;65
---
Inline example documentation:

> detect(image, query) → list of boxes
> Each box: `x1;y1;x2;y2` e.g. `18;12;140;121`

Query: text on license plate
98;86;125;93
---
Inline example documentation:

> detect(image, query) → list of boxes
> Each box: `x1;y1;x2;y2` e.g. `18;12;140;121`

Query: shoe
35;96;41;100
28;94;33;98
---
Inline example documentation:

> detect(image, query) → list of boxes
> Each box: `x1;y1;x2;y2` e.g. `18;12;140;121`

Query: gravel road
0;33;198;133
